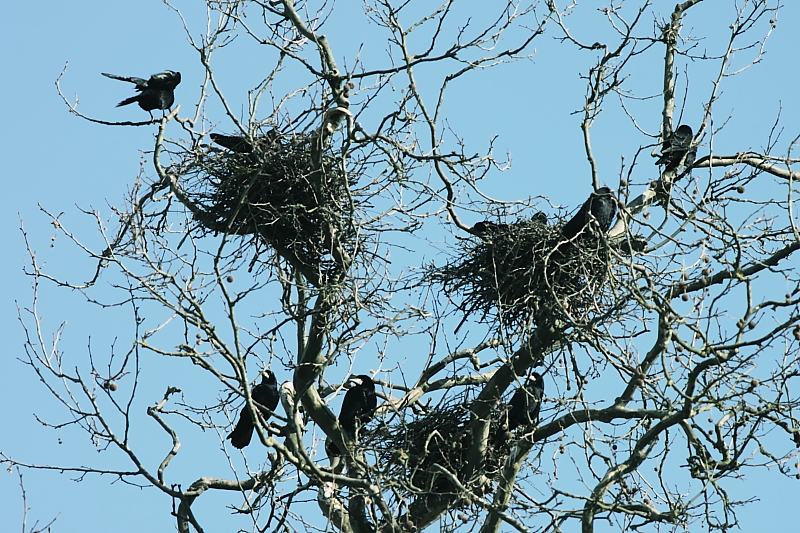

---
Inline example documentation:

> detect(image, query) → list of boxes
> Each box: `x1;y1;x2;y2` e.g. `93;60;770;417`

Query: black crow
561;187;617;240
472;212;547;239
102;70;181;115
338;374;377;434
228;369;280;449
656;125;695;171
472;220;504;237
210;130;281;154
326;374;378;458
210;133;255;154
615;234;648;255
507;372;545;432
531;212;548;225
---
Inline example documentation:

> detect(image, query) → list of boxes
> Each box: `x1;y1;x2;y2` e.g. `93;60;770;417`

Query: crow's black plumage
507;372;545;432
531;212;548;226
472;212;547;239
227;369;279;449
210;130;281;154
471;220;504;237
339;374;377;434
102;70;181;115
656;125;695;171
210;133;255;153
326;374;378;458
561;187;617;240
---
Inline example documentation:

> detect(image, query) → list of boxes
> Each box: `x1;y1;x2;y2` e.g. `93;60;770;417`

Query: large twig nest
433;216;612;328
172;130;360;280
363;392;512;505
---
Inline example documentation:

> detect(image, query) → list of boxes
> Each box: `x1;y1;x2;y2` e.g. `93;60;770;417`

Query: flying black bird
326;374;378;458
561;187;617;240
102;70;181;116
656;125;696;171
227;369;280;449
506;372;545;432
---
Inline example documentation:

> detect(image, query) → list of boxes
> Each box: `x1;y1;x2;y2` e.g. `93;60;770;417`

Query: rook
656;125;695;172
326;374;377;459
102;70;181;116
228;369;280;449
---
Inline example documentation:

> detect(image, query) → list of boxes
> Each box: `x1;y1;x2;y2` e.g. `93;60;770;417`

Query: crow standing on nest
471;220;504;237
471;212;547;239
227;369;280;449
326;375;378;459
210;130;281;154
102;70;181;117
507;373;545;432
210;133;255;153
561;187;617;240
656;124;696;172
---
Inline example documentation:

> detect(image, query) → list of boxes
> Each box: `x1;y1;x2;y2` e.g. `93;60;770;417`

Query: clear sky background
1;1;799;532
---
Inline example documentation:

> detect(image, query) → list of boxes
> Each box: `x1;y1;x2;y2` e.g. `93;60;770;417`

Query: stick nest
363;392;511;504
433;217;612;328
173;131;360;281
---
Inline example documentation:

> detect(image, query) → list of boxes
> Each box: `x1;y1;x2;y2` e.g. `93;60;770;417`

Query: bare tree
7;1;800;533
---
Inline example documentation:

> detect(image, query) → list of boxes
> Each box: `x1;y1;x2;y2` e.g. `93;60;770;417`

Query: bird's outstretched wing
101;71;180;112
102;73;148;89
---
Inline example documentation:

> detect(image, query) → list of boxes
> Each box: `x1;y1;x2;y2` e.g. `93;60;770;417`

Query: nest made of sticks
363;393;510;503
433;216;612;328
175;131;359;278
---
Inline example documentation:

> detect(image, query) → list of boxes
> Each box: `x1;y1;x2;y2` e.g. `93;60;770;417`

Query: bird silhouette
227;369;279;449
471;220;504;237
471;212;547;239
326;374;377;459
102;70;181;117
210;130;281;154
210;133;255;153
561;187;617;241
656;125;696;172
507;372;545;432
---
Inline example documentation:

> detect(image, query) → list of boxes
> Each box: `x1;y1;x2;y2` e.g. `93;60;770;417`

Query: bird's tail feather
116;96;139;107
227;417;254;449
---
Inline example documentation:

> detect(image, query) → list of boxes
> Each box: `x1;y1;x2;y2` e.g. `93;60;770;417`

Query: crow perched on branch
656;124;696;171
102;70;181;116
227;369;279;449
326;374;378;459
507;372;545;432
561;187;617;240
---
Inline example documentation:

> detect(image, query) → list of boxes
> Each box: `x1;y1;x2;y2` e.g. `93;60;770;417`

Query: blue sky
2;1;799;532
